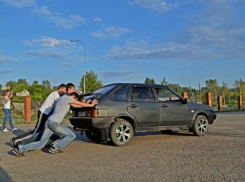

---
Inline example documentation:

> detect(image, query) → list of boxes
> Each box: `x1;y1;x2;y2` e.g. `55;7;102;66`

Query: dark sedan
70;83;216;146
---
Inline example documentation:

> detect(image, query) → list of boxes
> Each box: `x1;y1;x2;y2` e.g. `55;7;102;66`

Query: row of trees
0;71;103;102
144;77;245;107
1;71;244;107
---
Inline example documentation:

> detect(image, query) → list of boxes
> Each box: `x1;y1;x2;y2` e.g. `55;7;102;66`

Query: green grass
218;109;245;113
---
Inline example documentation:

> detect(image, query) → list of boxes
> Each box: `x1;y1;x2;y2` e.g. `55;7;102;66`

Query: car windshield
93;85;117;96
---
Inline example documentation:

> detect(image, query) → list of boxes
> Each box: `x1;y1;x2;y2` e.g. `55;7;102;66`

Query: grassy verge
217;109;245;113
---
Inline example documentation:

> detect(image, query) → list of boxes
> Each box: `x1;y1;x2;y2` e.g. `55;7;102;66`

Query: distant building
16;89;30;97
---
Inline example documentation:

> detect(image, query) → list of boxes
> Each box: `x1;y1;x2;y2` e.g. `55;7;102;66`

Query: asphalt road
0;112;245;182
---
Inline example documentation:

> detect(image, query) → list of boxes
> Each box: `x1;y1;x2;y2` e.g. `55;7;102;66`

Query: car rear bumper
69;117;112;130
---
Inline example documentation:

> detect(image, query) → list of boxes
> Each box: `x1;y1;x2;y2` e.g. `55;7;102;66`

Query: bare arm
3;95;12;103
71;100;98;108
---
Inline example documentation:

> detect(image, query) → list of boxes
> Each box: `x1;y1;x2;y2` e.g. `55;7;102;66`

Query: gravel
0;112;245;182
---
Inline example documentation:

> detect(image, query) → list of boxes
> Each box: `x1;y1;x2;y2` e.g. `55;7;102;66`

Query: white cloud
60;61;76;67
130;0;180;12
0;0;36;8
31;6;87;29
0;70;15;75
108;1;245;61
0;52;25;64
100;71;134;78
93;17;102;22
70;15;87;24
25;49;67;59
23;36;72;48
92;26;131;39
107;42;215;61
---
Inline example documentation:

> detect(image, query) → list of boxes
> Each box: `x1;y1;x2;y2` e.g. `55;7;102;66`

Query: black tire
85;131;102;142
193;115;209;136
110;119;134;146
160;130;172;134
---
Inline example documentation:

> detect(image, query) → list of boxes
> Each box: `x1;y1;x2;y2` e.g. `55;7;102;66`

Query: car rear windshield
93;85;117;95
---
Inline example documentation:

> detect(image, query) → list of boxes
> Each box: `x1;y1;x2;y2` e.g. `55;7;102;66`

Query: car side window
109;86;130;101
130;87;155;102
155;88;181;102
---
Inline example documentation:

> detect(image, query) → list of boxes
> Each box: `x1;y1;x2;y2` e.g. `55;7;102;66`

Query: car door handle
160;104;168;108
128;104;138;108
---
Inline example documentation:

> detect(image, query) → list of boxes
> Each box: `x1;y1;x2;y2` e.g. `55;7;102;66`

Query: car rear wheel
193;115;209;136
85;131;102;142
110;119;134;146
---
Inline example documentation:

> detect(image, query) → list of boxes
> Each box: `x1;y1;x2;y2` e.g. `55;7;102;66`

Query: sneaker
48;146;62;154
12;148;24;157
10;138;16;147
45;143;52;148
3;128;9;132
12;128;18;131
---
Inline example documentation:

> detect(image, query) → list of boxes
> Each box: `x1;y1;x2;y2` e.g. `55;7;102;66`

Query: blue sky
0;0;245;90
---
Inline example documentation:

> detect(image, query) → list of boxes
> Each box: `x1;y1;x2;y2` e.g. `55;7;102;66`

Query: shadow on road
4;128;32;149
208;132;245;138
0;157;13;182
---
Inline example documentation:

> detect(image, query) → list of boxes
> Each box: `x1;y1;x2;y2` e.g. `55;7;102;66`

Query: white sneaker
12;128;18;131
3;128;9;132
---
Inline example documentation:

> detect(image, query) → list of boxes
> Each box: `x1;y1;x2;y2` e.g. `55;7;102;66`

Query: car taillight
72;111;76;117
87;109;98;117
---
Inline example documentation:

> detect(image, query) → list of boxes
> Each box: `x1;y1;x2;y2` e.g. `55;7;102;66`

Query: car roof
104;83;169;89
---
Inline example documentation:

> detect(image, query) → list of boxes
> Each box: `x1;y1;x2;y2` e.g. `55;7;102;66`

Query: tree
79;70;103;93
144;77;155;84
205;79;219;96
32;80;39;86
160;77;168;85
53;86;59;91
221;82;230;105
17;79;28;86
168;83;182;93
0;84;2;90
5;81;16;90
234;78;245;97
42;80;52;93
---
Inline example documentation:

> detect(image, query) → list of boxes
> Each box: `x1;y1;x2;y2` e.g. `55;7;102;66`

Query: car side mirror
181;98;188;104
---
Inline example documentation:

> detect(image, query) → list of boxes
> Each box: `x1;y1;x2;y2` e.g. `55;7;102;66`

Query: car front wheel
193;115;209;136
110;119;134;146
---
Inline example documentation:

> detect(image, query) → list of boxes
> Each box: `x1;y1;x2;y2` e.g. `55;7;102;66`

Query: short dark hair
58;84;66;89
5;90;10;93
66;83;75;91
69;92;78;99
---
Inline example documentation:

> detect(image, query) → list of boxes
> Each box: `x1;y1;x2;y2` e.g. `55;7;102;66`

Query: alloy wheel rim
198;118;207;133
116;124;131;143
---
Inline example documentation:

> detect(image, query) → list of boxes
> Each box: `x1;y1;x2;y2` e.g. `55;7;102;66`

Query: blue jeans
19;120;76;153
3;109;15;130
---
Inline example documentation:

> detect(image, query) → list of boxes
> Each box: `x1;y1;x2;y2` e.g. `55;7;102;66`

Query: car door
127;86;160;127
154;87;190;126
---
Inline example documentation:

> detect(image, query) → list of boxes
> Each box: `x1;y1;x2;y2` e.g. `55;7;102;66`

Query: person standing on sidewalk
12;92;98;156
2;90;18;132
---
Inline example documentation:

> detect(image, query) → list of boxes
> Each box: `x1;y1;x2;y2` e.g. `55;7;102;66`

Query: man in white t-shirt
2;90;18;132
10;84;67;147
12;92;98;156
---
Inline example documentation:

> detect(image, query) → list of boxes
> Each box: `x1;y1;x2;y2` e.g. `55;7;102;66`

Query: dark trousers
12;110;48;144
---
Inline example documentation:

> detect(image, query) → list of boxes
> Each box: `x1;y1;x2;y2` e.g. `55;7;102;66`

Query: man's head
5;90;11;97
57;84;66;96
66;83;75;94
69;92;78;100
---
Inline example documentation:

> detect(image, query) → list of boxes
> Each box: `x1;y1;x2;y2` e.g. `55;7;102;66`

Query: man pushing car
12;91;98;156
